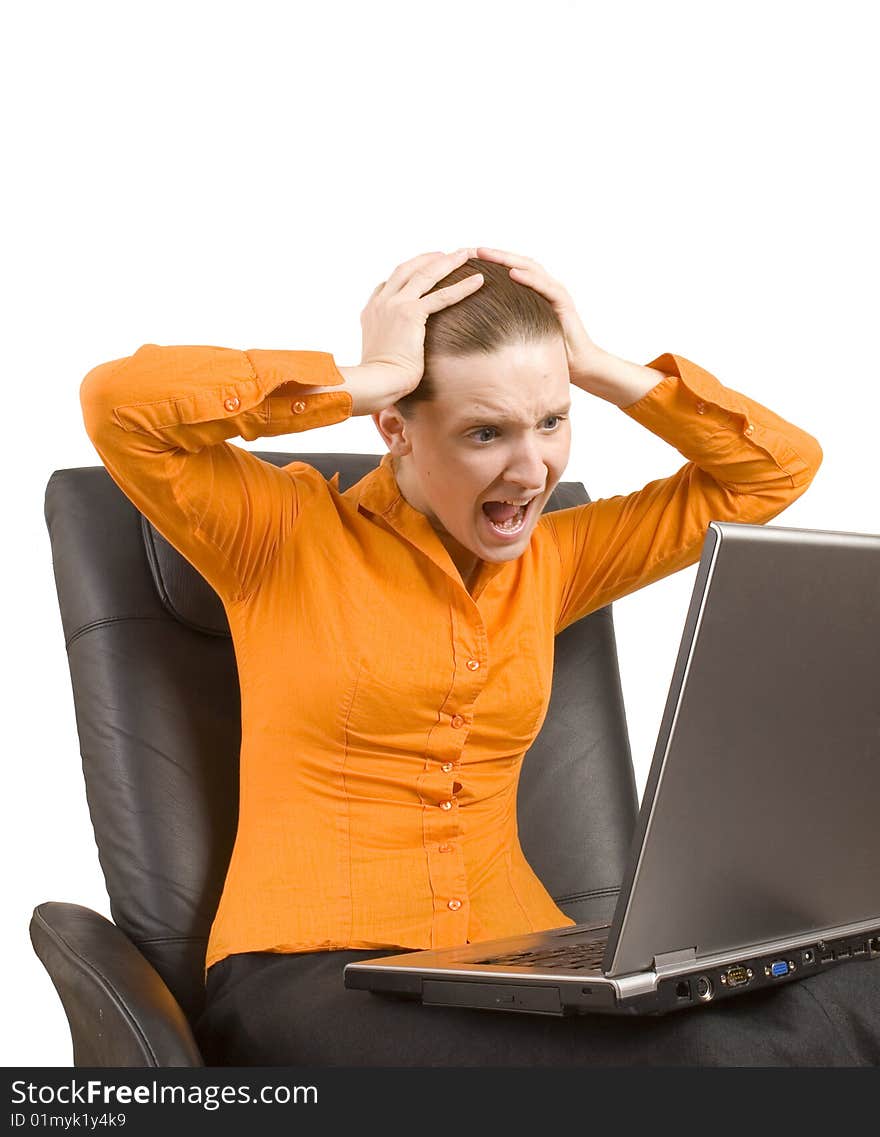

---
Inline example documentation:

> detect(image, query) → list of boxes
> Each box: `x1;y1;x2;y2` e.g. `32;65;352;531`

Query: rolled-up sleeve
80;343;353;604
548;352;823;633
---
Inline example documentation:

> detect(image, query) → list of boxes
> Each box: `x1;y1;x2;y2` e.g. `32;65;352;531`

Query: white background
3;0;877;1067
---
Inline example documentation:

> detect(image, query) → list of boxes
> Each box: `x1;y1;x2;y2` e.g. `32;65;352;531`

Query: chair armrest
30;901;204;1067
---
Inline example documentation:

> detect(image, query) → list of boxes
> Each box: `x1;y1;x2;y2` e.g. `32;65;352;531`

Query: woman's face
374;337;572;574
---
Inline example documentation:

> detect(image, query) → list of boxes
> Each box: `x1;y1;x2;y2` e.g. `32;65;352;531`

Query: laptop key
473;937;608;969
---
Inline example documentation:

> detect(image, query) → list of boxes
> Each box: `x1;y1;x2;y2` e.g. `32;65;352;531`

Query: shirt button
223;396;241;412
695;401;706;413
439;799;454;811
451;714;465;728
438;843;454;853
744;423;755;435
466;659;480;671
291;399;307;413
447;899;462;911
441;762;454;772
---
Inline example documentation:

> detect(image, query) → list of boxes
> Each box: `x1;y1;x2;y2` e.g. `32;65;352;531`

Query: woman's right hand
337;248;485;416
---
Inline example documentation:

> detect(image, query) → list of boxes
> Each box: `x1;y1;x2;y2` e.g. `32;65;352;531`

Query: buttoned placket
350;452;509;947
409;584;502;947
419;641;486;946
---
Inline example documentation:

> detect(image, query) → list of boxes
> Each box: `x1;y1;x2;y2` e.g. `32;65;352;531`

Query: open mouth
480;496;537;537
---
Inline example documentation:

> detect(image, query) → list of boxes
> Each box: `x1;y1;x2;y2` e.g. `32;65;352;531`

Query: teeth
487;501;529;533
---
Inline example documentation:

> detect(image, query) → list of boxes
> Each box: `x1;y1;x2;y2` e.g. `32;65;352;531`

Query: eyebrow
455;403;572;428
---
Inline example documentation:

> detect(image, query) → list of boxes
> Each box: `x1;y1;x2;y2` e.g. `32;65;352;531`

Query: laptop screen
604;521;880;977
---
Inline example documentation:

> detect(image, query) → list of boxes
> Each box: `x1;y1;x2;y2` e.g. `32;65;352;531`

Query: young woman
80;247;878;1066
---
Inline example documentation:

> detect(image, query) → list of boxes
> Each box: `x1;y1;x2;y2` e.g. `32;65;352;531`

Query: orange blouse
79;344;822;976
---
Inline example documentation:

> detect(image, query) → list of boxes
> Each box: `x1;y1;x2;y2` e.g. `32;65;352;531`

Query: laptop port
835;945;852;960
675;981;691;1000
870;937;880;955
820;947;834;963
723;966;751;988
695;976;713;1002
766;960;793;978
801;949;815;965
853;943;867;956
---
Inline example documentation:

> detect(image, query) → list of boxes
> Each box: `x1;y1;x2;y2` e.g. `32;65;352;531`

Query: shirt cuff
243;348;353;437
622;352;752;434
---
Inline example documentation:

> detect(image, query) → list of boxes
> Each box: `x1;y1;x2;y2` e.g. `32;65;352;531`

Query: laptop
344;520;880;1016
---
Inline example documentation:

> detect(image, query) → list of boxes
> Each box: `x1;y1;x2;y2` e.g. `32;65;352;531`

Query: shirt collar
346;450;400;516
341;451;508;600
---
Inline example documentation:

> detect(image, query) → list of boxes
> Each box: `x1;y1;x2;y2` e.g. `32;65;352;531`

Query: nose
503;435;549;497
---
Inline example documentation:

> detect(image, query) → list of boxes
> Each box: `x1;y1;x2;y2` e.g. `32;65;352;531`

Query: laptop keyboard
470;936;609;971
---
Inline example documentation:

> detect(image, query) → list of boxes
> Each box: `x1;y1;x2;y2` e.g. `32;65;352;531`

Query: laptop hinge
653;947;697;971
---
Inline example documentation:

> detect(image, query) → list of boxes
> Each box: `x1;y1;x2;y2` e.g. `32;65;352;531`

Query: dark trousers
193;948;880;1066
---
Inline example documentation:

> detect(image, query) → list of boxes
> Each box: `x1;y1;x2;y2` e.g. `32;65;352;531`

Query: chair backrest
45;452;638;1026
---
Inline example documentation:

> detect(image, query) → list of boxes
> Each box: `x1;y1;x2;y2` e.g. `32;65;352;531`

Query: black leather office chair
31;452;639;1067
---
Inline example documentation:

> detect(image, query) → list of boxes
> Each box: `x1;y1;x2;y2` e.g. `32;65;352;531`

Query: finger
369;251;446;300
378;251;448;297
421;271;484;314
401;247;478;298
502;262;568;304
476;246;540;269
390;248;473;290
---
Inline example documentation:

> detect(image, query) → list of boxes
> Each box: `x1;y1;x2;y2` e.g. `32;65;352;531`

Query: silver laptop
344;520;880;1016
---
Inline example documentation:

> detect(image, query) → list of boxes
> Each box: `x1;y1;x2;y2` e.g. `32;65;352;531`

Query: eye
467;416;567;445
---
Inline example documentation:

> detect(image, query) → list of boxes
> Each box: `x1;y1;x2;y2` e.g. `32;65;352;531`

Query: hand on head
342;249;485;417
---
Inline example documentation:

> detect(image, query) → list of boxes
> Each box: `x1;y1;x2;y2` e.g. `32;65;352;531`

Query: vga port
724;965;751;988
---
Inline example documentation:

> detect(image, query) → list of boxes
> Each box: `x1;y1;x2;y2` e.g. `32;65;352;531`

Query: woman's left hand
474;246;608;392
